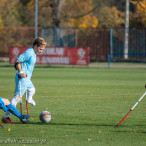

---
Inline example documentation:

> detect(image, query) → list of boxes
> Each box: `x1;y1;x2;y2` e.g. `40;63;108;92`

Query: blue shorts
14;74;34;97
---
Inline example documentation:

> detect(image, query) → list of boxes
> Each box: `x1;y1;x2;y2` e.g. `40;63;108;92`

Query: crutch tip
114;124;119;128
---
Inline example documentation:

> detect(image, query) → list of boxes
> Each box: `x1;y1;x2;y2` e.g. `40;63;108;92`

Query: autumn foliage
0;0;145;28
130;0;146;26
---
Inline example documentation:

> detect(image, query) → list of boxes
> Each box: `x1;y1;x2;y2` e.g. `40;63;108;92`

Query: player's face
37;45;45;54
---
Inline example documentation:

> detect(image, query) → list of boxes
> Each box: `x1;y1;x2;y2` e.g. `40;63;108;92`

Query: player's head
33;37;47;47
33;37;47;54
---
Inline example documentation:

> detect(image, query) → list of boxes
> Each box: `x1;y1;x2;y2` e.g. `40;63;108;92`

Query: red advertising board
9;47;89;65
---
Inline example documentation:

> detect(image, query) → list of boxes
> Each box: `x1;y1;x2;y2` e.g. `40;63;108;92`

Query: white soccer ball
39;111;51;123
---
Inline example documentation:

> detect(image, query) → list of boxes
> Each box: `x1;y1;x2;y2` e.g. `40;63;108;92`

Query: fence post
35;0;38;38
110;27;113;59
108;54;110;69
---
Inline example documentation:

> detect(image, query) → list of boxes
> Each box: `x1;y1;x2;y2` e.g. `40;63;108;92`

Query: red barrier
9;47;89;65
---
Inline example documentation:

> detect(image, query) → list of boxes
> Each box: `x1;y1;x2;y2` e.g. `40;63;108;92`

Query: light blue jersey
16;47;36;78
14;47;36;96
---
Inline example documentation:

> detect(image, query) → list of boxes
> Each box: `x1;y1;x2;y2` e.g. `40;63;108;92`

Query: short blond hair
33;37;47;47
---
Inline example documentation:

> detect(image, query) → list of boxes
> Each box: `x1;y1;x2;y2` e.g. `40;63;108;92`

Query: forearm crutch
116;92;146;128
19;77;22;115
26;90;29;115
19;76;29;116
0;123;4;128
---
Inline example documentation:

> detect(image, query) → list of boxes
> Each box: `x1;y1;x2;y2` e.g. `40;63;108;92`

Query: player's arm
14;60;27;78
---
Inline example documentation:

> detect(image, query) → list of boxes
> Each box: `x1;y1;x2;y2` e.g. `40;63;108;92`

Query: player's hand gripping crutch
116;92;146;128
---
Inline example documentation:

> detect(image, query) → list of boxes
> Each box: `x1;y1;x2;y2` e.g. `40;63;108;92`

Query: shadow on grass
34;65;89;69
113;130;146;133
44;122;113;127
12;121;114;127
0;65;13;68
112;124;146;133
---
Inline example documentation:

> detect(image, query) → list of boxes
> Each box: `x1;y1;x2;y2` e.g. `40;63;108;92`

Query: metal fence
110;28;146;62
0;27;41;57
0;27;145;62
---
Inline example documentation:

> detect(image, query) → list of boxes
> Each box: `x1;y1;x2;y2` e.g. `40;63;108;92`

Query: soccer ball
39;111;51;123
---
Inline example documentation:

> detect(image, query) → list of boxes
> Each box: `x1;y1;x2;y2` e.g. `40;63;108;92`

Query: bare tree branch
63;0;103;19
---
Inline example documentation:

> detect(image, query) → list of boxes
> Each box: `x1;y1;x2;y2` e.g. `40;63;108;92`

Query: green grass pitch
0;63;146;146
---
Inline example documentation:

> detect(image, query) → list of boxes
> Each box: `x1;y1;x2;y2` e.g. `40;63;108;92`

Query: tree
0;0;21;26
0;16;3;27
0;0;135;28
130;0;146;27
61;0;98;28
96;6;125;27
26;0;52;27
26;0;98;28
18;0;30;26
49;0;61;27
68;15;98;28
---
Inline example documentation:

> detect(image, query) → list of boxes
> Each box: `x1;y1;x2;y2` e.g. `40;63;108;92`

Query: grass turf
0;63;146;146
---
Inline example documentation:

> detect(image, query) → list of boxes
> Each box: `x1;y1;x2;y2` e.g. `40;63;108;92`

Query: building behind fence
0;27;145;62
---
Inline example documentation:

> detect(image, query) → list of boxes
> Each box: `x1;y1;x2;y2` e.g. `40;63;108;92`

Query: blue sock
6;104;23;120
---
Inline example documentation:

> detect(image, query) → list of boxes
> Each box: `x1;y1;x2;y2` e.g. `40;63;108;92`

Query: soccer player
2;37;47;123
0;97;29;123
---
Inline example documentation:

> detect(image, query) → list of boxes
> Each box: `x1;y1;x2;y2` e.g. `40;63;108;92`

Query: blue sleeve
0;97;8;112
17;49;32;63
